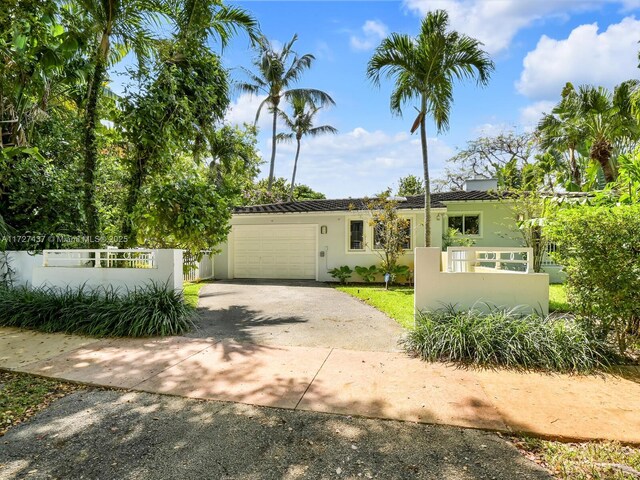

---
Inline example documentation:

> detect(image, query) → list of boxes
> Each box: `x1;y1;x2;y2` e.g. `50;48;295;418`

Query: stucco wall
414;247;549;316
215;209;445;282
442;201;522;248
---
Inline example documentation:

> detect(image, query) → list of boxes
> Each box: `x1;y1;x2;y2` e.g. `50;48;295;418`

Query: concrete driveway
188;280;405;351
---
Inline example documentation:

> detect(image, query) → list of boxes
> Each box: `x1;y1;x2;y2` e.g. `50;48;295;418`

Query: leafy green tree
277;96;337;201
396;174;425;196
239;34;334;191
367;10;494;246
539;81;639;187
242;177;325;205
79;0;168;246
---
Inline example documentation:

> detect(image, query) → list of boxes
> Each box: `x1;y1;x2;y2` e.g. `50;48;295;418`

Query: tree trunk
120;156;148;247
568;147;581;187
591;139;615;184
267;104;278;192
420;95;431;247
83;54;107;248
289;138;301;202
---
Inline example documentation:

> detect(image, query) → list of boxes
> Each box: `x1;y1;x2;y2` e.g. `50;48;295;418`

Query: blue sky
114;1;640;198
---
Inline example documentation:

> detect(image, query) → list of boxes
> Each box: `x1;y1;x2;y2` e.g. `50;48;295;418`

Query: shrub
354;265;378;283
0;283;195;337
328;265;352;284
546;204;640;354
403;307;613;373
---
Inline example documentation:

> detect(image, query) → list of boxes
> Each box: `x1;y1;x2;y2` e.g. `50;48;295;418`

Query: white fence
416;247;549;317
2;249;183;293
447;247;533;273
183;251;214;282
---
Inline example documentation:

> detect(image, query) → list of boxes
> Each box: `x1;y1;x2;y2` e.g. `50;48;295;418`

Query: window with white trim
373;219;411;249
448;214;480;235
349;220;364;250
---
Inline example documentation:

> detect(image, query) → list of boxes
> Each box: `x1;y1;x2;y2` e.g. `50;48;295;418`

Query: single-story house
214;179;563;283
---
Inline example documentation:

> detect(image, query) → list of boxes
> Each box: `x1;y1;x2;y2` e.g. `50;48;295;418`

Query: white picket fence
183;251;214;282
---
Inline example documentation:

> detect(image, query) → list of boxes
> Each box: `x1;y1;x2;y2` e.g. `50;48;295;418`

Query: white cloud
403;0;637;55
350;20;389;51
519;100;556;131
516;17;640;99
271;127;455;197
225;93;273;132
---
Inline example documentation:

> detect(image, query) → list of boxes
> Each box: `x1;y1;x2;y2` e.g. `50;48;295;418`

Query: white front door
233;224;317;279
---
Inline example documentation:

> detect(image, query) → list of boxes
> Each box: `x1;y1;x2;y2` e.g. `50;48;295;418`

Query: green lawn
335;285;415;329
549;284;571;313
336;283;572;329
183;280;211;308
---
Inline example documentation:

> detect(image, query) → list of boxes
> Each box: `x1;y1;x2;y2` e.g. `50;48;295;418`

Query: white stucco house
213;179;563;283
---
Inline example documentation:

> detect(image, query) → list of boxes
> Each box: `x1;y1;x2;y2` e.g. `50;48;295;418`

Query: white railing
447;247;533;274
541;243;559;267
183;251;214;282
43;249;156;269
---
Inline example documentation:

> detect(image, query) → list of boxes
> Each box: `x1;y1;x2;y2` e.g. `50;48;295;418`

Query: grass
550;284;571;313
337;283;574;329
513;436;640;479
1;371;80;436
183;280;210;308
405;307;613;372
0;283;195;337
335;285;415;329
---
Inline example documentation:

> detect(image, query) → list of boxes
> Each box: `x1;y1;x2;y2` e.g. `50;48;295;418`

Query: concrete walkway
1;327;639;444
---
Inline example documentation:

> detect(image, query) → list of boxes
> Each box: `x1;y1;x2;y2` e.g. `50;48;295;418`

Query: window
349;220;364;250
373;220;411;249
448;214;480;235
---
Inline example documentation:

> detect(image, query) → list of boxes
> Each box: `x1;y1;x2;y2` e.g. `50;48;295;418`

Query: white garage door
233;224;317;279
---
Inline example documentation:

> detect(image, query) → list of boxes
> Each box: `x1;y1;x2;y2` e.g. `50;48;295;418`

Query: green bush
354;265;378;283
0;283;195;337
546;204;640;354
404;307;613;373
328;265;352;284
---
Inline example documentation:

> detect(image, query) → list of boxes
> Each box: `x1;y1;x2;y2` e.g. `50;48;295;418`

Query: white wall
3;250;183;293
1;251;42;287
414;247;549;316
215;209;445;282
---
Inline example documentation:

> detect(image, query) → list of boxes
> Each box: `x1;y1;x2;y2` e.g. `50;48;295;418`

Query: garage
232;224;317;279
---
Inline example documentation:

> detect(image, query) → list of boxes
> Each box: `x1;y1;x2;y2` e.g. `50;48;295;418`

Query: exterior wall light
320;225;328;234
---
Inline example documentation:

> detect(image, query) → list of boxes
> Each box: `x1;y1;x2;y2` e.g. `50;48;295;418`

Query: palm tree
537;83;587;189
366;10;493;246
78;0;166;246
540;81;639;186
277;96;337;201
239;34;334;191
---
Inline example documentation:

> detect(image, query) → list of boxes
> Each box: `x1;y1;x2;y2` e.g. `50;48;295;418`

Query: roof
233;190;502;215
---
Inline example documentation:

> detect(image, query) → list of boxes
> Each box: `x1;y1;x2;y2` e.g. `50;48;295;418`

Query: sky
115;0;640;198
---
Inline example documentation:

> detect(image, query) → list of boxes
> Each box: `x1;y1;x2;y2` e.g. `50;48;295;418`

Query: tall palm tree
537;83;587;189
239;34;334;191
366;10;493;246
78;0;166;246
277;96;337;201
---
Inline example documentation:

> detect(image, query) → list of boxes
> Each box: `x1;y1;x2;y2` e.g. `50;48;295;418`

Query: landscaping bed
0;283;195;337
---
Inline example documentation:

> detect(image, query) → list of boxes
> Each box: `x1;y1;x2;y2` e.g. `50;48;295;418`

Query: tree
539;81;639;187
367;10;493;246
365;195;411;284
239;34;334;191
396;174;425;196
241;177;325;205
79;0;168;246
277;96;337;201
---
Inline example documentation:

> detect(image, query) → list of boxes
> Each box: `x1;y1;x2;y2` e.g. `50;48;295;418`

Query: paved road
0;390;552;480
189;280;405;352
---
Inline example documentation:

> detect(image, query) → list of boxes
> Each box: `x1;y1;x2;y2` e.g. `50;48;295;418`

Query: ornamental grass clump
0;283;195;337
403;306;614;373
